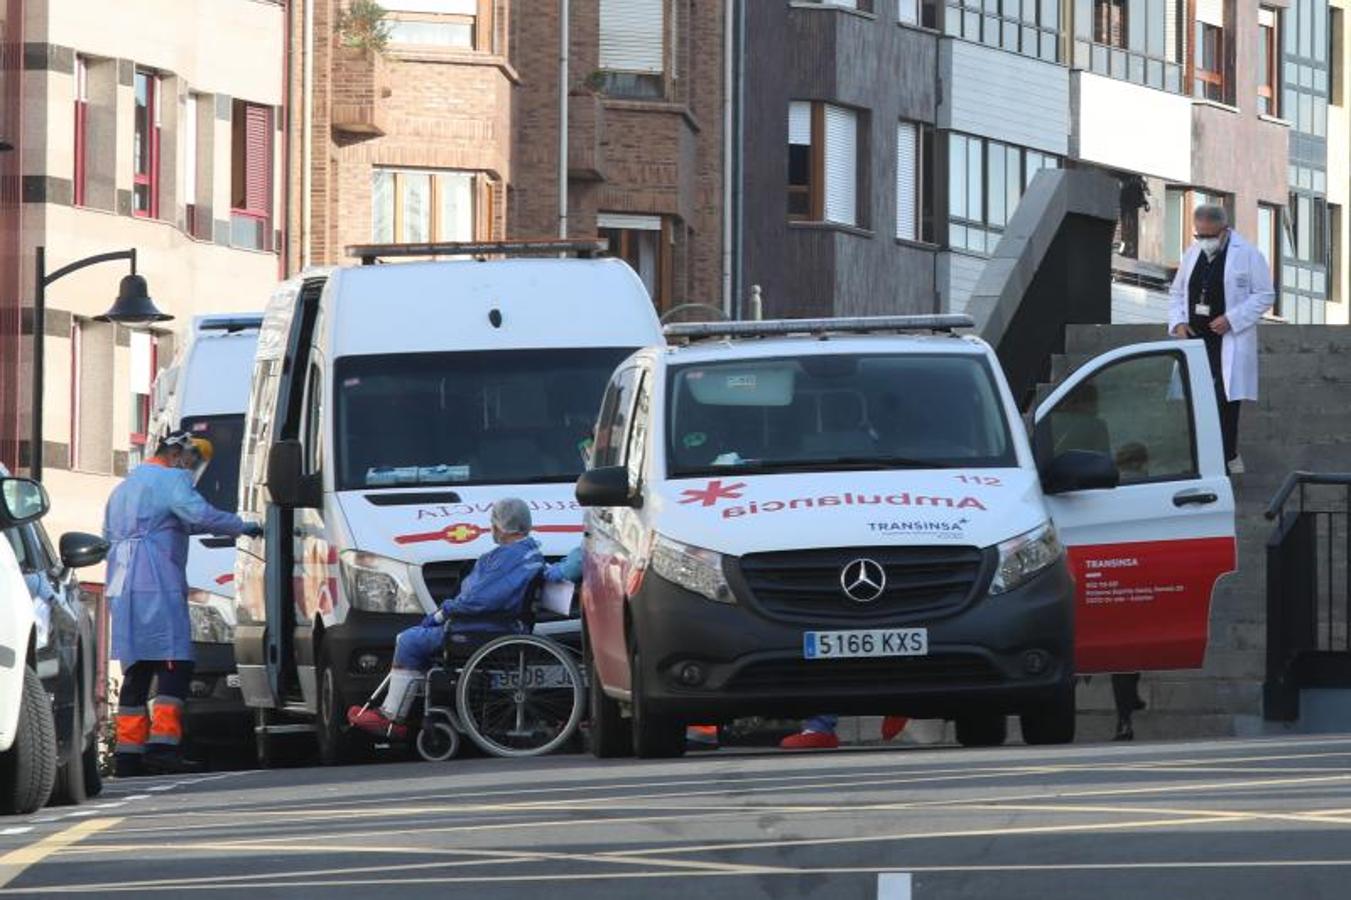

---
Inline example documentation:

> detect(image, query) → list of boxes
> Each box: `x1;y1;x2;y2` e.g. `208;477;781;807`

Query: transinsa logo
720;490;987;520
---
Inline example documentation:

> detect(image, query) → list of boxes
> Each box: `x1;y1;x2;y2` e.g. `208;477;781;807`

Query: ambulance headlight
187;589;235;643
339;551;422;614
649;535;734;604
990;522;1063;595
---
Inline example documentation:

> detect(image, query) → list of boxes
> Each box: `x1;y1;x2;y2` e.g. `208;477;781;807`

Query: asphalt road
2;734;1350;899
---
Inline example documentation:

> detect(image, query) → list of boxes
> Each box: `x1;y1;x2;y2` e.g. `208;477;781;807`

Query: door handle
1173;490;1218;507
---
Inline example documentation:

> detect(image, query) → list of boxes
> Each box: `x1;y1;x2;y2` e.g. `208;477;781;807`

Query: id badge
1195;303;1211;316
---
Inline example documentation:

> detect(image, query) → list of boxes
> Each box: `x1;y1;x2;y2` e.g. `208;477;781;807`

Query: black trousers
1111;673;1142;722
1203;333;1242;462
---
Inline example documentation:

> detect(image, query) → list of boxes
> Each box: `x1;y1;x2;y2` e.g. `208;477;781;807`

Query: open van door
1033;340;1237;673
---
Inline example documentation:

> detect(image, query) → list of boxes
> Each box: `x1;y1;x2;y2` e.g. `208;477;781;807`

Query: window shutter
1196;0;1223;27
896;122;917;241
824;104;857;227
244;104;271;215
599;0;664;73
788;101;812;145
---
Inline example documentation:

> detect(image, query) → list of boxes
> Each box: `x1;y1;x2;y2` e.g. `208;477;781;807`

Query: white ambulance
577;316;1238;757
234;241;664;765
148;314;261;757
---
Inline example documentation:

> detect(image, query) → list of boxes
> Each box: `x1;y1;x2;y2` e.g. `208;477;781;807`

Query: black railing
1263;472;1351;721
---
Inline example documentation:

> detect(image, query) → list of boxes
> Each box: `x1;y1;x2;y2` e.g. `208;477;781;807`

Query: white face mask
1198;234;1225;259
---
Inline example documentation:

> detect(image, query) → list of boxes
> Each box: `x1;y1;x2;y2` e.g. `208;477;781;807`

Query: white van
148;314;261;755
234;242;664;764
576;316;1238;757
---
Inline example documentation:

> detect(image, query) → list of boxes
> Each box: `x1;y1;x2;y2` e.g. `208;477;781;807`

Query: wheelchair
356;579;586;762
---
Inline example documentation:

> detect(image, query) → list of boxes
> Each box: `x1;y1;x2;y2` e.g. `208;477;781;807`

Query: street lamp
31;247;170;481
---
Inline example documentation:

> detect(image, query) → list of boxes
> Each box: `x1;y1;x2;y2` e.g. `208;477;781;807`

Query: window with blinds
787;101;862;227
231;101;273;251
897;122;920;241
600;0;664;72
386;0;485;51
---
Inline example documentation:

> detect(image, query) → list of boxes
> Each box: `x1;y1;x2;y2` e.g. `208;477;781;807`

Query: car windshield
666;352;1015;477
335;348;634;490
182;414;245;513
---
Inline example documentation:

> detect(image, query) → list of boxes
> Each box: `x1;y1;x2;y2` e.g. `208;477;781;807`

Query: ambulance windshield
667;353;1015;476
334;348;633;490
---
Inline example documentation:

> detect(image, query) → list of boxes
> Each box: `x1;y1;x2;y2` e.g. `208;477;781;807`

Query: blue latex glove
241;523;264;539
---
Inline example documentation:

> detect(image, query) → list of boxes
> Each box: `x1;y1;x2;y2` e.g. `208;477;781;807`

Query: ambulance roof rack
196;314;263;333
344;238;610;265
664;314;975;343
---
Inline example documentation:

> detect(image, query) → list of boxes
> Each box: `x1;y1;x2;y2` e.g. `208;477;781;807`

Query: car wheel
0;666;58;815
584;622;631;759
955;714;1008;748
317;656;358;766
1020;684;1077;746
51;690;88;806
629;643;685;759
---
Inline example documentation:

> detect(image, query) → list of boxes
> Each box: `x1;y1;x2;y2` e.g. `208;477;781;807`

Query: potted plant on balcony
336;0;391;53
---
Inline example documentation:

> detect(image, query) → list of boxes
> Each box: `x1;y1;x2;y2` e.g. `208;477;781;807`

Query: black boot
143;748;207;775
114;752;144;778
1113;717;1134;742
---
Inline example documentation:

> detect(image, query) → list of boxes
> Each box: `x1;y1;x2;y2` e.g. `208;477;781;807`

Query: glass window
666;353;1016;477
593;366;640;470
132;70;159;218
949;135;968;220
988;145;1007;227
966;137;983;222
334;349;638;489
182;414;246;513
387;1;479;50
1042;352;1197;484
370;168;478;243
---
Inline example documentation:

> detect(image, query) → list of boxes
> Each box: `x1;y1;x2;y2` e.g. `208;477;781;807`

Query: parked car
0;469;109;812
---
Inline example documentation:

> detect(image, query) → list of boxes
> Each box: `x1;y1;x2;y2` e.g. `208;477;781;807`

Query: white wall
1074;72;1192;183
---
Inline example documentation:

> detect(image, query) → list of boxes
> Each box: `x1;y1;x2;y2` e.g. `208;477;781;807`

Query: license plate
803;628;928;660
487;665;575;690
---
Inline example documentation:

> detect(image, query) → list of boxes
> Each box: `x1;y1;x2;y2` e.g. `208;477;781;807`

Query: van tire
629;644;684;759
583;624;631;759
955;714;1007;748
51;691;88;806
0;667;58;815
1020;685;1076;746
317;657;357;766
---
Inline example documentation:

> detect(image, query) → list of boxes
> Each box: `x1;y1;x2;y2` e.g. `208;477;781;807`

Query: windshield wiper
672;456;953;478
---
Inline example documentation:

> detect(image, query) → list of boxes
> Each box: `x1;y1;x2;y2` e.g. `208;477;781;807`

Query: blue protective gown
393;536;545;669
104;461;247;666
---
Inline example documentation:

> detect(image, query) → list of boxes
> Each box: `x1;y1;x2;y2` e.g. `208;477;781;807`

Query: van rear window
182;414;245;512
334;349;633;489
667;353;1016;476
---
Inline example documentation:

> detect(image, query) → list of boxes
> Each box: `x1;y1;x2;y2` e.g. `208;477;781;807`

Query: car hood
648;468;1046;556
335;484;585;563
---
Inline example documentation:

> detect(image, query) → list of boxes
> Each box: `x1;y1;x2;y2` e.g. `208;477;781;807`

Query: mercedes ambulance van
148;314;261;758
234;242;664;765
576;315;1237;758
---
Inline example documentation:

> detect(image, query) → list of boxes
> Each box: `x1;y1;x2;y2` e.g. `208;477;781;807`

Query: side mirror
266;440;322;509
0;477;49;526
1041;450;1121;496
576;466;641;509
60;532;110;569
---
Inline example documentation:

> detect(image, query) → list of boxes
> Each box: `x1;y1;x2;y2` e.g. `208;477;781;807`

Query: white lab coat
1168;231;1275;402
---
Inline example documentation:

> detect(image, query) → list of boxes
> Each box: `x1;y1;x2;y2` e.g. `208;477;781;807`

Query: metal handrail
1265;471;1351;520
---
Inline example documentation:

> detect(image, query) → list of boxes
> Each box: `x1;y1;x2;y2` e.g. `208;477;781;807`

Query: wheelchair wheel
456;634;584;758
416;721;460;762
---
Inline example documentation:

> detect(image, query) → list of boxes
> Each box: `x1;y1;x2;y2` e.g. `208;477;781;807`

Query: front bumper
321;610;423;704
627;560;1075;721
183;641;251;742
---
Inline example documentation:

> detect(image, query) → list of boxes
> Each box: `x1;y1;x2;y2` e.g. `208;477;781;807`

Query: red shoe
686;724;720;750
882;716;909;741
347;706;408;740
779;730;840;750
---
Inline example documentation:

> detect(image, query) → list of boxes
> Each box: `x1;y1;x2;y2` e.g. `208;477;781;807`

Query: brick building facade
290;1;727;316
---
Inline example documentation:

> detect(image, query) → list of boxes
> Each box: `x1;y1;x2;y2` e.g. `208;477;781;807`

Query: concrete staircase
1042;323;1351;739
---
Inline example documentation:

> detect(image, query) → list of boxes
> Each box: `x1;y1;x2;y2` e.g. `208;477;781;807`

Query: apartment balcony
1070;71;1191;182
331;47;390;137
568;91;607;182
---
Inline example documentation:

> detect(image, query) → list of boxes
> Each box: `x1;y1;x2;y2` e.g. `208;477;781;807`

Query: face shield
187;437;214;485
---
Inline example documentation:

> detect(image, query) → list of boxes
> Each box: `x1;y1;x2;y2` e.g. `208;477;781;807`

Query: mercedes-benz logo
840;558;886;603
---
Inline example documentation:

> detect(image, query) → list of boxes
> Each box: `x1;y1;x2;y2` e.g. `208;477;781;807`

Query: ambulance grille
728;654;1000;691
421;560;475;603
734;546;990;623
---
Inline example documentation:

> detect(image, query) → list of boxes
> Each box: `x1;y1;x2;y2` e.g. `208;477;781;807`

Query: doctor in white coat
1168;204;1275;474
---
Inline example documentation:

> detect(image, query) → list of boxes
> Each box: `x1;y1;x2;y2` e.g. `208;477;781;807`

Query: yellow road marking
0;818;121;889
